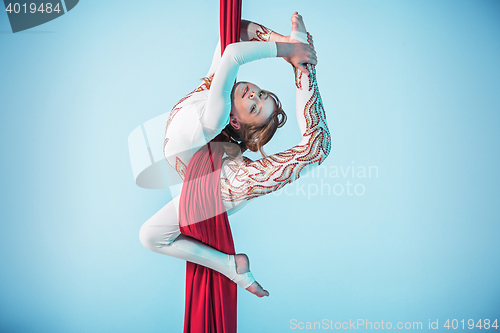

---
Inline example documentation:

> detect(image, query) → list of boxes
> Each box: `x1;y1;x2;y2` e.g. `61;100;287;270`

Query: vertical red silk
220;0;242;55
178;136;238;333
179;3;241;332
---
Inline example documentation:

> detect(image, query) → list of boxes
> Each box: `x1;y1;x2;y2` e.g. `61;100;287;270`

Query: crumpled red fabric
179;138;238;333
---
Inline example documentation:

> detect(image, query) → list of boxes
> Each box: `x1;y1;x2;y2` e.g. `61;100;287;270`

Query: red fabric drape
179;2;241;332
179;139;237;333
220;0;242;55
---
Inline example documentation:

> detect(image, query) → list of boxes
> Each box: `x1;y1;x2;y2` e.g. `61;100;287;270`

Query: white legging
139;195;237;279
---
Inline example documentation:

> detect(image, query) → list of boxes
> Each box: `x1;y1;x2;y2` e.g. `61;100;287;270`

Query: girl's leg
139;196;231;274
139;196;269;297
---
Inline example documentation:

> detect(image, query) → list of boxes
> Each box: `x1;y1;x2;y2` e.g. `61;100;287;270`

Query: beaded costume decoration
250;23;272;42
163;74;215;181
220;63;331;203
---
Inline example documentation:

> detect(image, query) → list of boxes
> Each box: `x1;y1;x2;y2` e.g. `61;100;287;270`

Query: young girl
140;13;330;298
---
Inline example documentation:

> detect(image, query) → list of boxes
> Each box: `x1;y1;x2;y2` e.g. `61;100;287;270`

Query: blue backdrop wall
1;0;499;332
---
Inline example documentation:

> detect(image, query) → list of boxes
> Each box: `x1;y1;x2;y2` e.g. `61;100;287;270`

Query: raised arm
201;41;277;134
200;41;316;136
205;20;288;78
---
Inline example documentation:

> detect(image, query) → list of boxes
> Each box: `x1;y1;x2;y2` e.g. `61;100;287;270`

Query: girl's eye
259;91;266;98
251;105;256;113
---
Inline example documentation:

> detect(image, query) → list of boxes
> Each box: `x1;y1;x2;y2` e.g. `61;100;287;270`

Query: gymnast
139;12;330;298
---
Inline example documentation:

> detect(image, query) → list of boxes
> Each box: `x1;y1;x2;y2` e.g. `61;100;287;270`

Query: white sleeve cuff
269;41;277;57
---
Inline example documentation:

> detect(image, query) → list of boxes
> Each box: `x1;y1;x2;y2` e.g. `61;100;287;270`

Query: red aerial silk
220;0;242;55
179;2;241;332
178;138;237;333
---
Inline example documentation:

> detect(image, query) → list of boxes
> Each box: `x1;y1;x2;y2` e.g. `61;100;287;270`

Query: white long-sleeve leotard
163;23;330;215
140;24;330;281
163;29;277;200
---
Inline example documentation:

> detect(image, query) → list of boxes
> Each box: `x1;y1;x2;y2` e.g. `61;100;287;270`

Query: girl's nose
249;91;255;99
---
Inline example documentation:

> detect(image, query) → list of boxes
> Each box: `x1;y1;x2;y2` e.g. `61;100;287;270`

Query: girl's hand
276;42;317;75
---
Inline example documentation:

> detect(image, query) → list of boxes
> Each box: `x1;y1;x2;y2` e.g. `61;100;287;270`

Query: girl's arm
200;41;315;135
201;41;277;135
205;20;288;78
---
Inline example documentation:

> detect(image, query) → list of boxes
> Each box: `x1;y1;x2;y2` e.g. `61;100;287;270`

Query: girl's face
230;81;276;129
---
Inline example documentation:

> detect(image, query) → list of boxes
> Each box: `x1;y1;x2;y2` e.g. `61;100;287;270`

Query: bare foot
291;12;307;39
234;253;269;298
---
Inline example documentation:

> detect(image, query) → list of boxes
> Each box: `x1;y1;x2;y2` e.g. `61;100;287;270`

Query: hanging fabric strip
220;0;242;55
178;137;238;333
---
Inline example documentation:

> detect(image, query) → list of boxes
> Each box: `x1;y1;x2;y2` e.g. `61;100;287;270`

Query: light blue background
1;1;499;332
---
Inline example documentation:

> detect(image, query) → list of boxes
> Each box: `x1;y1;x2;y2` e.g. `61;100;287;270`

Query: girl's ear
230;116;241;130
